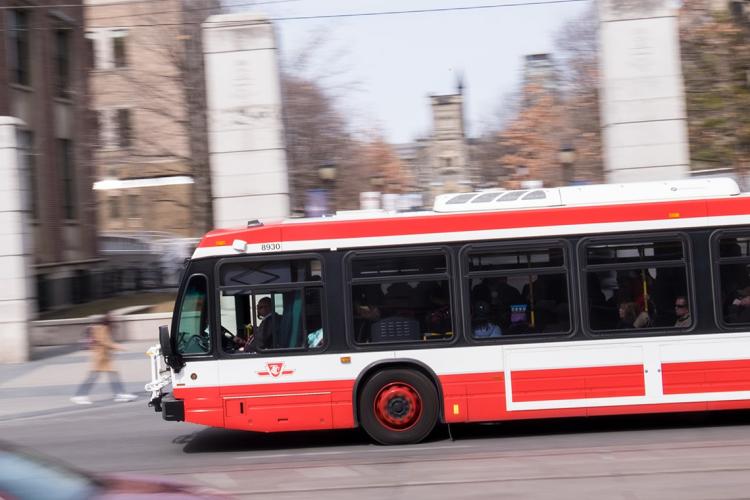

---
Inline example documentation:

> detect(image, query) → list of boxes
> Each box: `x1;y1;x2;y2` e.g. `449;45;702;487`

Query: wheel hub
374;382;423;431
388;397;409;417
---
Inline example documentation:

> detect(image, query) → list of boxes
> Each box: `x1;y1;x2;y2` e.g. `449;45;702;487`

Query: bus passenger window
717;235;750;325
217;257;325;353
349;252;453;344
466;245;571;338
584;239;689;332
175;276;210;354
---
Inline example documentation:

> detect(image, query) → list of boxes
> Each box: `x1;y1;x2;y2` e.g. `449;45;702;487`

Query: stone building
86;0;219;238
522;53;558;102
409;79;478;206
0;1;99;312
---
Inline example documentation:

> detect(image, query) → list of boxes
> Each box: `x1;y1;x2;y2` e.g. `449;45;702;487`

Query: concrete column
203;13;290;228
0;117;35;362
598;0;690;182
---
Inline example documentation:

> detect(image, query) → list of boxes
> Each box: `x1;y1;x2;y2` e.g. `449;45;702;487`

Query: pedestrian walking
70;313;137;405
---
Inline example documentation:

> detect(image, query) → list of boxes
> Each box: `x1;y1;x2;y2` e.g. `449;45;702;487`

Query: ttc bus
147;178;750;445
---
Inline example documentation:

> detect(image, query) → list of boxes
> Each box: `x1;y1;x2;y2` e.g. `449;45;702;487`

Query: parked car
0;441;231;499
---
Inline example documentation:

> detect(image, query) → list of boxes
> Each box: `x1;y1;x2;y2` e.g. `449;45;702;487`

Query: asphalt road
2;404;750;499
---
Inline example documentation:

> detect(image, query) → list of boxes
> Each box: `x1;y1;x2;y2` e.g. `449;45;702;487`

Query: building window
87;28;128;70
17;130;37;219
96;109;132;149
109;197;120;219
85;36;95;70
128;194;139;218
8;9;31;85
58;139;76;219
113;32;127;68
116;109;131;148
55;27;71;96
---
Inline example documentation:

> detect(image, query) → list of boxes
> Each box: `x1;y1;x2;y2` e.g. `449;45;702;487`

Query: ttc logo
257;362;294;378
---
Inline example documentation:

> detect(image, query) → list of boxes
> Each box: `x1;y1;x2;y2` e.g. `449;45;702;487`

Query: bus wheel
359;369;438;445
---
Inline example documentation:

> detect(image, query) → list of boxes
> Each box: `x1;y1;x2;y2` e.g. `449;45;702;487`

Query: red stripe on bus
173;386;224;428
177;380;357;432
511;365;646;402
662;359;750;395
171;364;750;431
197;198;740;248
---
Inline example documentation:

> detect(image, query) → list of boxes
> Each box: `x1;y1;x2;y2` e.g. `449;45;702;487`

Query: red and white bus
147;177;750;444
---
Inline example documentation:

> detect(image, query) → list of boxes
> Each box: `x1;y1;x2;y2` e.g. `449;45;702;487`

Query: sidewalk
0;341;157;421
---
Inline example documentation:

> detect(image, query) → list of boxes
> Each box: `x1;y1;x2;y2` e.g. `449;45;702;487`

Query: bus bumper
152;394;185;422
162;395;185;421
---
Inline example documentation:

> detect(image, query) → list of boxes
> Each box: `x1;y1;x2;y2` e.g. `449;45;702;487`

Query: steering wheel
221;325;236;338
177;331;209;353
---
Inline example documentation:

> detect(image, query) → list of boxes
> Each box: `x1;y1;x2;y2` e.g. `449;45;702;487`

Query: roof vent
247;219;263;228
432;178;740;214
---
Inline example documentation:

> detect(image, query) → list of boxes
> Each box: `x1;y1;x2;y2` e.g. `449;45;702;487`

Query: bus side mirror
159;325;184;373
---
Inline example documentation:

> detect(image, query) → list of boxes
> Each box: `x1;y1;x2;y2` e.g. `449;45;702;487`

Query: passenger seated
616;301;650;329
239;297;282;350
727;286;750;323
472;277;521;327
306;313;324;348
307;328;324;348
425;305;451;334
673;296;691;327
353;284;383;342
472;301;502;338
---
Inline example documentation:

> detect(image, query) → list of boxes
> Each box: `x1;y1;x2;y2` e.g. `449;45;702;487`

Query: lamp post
559;144;576;186
370;174;385;191
317;162;337;213
359;174;385;210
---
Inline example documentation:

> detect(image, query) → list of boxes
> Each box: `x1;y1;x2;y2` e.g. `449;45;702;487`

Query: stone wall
30;310;171;347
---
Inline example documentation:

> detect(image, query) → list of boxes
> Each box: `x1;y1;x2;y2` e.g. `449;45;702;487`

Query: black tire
359;368;439;445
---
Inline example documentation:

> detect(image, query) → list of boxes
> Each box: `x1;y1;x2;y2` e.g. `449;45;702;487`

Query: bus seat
370;316;420;343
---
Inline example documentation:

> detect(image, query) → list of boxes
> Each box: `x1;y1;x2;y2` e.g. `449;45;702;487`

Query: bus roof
433;177;740;213
194;178;749;259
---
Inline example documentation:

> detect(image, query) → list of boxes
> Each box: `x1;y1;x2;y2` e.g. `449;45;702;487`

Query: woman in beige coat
71;313;137;405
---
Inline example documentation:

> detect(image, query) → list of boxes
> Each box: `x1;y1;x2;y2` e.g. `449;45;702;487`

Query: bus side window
175;275;210;355
584;239;688;332
466;245;570;338
349;252;453;344
718;235;750;324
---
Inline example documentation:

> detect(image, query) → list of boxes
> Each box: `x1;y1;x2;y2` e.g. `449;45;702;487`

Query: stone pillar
203;13;289;228
0;117;34;362
598;0;690;182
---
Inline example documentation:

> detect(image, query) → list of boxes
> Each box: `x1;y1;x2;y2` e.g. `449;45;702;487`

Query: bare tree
554;4;603;183
679;1;750;176
498;83;567;187
279;31;401;212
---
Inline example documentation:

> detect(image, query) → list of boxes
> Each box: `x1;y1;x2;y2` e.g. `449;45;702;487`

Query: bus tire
359;368;439;445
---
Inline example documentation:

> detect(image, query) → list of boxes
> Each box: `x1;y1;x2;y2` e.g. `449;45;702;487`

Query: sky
229;0;593;144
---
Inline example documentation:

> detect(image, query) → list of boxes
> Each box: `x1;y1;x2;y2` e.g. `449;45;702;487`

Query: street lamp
317;162;337;213
559;144;576;186
318;162;337;184
370;174;385;191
